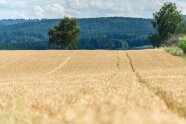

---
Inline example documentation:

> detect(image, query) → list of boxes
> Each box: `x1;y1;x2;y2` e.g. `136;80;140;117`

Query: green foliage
0;17;154;50
178;37;186;53
121;41;129;49
0;41;48;50
78;17;153;49
164;46;184;56
129;45;153;50
149;2;186;48
183;55;186;60
148;33;161;48
48;17;80;49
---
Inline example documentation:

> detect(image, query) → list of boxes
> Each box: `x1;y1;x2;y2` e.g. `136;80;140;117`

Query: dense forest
0;17;161;50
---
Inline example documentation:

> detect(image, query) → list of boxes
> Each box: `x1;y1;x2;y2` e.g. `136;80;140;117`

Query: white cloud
14;0;27;7
34;4;66;18
176;1;186;14
0;0;8;6
0;0;26;8
65;0;186;18
0;0;186;19
67;0;84;9
33;6;45;17
0;9;27;19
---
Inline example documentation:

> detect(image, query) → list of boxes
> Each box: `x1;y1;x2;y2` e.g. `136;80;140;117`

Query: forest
0;17;158;50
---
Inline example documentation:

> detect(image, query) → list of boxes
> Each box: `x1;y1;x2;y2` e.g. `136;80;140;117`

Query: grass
163;46;184;57
183;54;186;60
129;45;153;50
162;46;186;61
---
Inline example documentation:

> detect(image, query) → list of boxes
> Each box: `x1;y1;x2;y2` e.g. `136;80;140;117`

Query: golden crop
0;50;185;124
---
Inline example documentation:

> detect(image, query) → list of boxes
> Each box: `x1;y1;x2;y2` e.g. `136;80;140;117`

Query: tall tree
48;17;80;49
149;2;186;47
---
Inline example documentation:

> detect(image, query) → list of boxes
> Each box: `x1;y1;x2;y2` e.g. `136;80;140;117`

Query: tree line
49;2;186;49
0;17;153;50
0;2;185;50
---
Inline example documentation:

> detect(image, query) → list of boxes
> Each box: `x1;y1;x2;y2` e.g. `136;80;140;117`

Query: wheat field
0;50;185;124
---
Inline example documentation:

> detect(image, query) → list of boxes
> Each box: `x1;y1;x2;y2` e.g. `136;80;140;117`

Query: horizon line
0;16;155;20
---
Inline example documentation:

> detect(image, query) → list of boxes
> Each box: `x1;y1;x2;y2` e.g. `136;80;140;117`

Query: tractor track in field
0;50;186;123
45;56;72;75
45;51;76;75
126;52;135;72
116;51;121;71
126;51;186;119
137;72;186;119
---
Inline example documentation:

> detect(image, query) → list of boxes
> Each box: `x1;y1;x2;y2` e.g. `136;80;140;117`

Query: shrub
163;35;179;46
178;37;186;53
164;46;184;57
148;33;161;48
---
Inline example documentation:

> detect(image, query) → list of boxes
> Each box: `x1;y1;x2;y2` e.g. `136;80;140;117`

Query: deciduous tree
48;17;80;49
149;2;186;48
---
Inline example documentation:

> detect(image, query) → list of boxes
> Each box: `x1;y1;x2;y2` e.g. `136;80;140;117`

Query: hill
0;17;154;50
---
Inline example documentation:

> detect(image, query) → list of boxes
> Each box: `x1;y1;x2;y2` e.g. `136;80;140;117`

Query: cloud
0;0;7;6
66;0;186;18
0;9;27;19
176;1;186;14
0;0;26;8
34;4;66;18
33;6;45;17
67;0;84;9
0;0;186;19
65;0;170;18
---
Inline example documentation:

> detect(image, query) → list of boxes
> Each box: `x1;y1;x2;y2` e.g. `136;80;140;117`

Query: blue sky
0;0;186;19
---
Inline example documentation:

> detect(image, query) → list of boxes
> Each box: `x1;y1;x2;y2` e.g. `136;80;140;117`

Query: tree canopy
149;2;186;47
0;17;154;50
48;17;80;49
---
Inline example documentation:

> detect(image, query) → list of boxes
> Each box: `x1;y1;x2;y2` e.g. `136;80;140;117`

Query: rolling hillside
0;50;186;124
0;17;154;50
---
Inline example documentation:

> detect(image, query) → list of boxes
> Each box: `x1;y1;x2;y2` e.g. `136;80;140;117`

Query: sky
0;0;186;19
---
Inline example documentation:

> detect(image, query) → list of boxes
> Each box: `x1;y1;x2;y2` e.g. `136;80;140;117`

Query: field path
45;56;72;75
0;50;186;124
45;51;76;75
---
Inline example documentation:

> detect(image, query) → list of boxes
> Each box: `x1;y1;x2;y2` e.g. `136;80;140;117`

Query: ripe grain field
0;50;186;124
